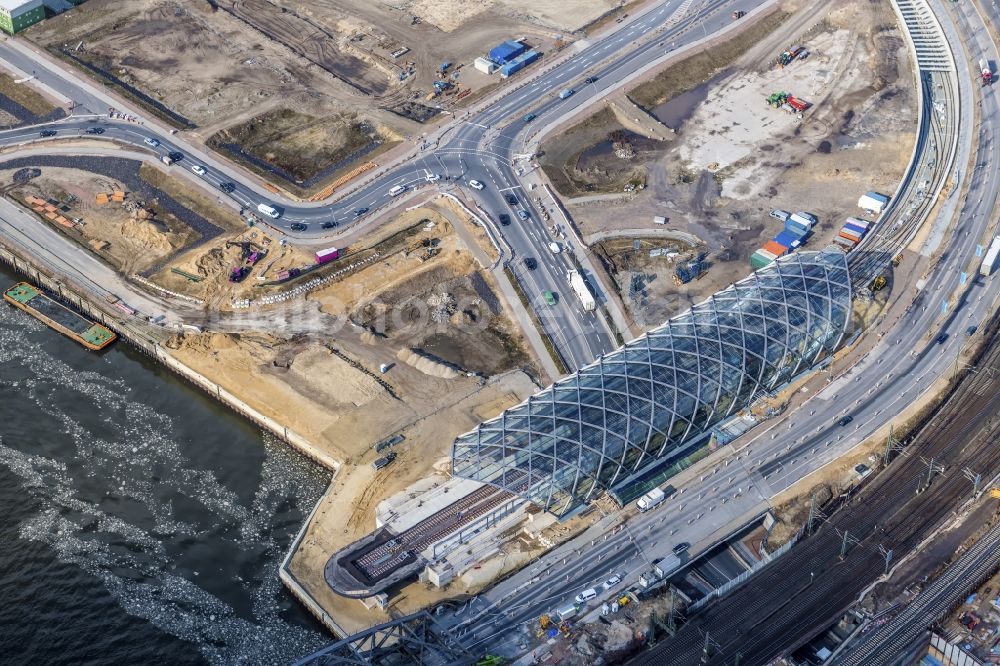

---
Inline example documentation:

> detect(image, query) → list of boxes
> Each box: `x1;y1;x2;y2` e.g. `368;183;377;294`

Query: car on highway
219;182;236;193
498;213;511;226
354;207;369;217
543;291;557;306
585;76;598;84
523;113;536;123
39;129;56;137
468;179;485;190
144;137;160;148
967;325;978;335
321;221;337;229
838;415;854;427
672;542;690;556
549;241;562;254
505;193;518;206
289;222;307;231
85;127;105;135
191;165;207;176
517;210;529;220
574;588;598;604
523;257;537;270
257;203;282;219
425;173;441;183
389;184;407;196
936;333;949;344
603;574;622;590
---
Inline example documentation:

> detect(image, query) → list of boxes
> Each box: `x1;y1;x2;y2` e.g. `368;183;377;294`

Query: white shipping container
858;192;889;213
653;216;667;225
790;212;815;228
981;236;1000;276
474;57;497;74
846;217;870;230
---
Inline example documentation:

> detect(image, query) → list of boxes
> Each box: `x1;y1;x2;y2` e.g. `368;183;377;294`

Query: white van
257;203;281;219
389;184;407;196
574;588;598;604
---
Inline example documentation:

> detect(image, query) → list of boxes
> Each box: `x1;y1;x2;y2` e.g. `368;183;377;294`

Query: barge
3;282;116;350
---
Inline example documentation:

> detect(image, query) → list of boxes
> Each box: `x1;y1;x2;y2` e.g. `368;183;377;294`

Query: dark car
372;451;397;471
39;129;57;137
838;415;854;427
167;151;183;162
523;257;537;270
321;221;337;229
85;127;105;135
672;542;690;556
354;207;369;217
585;76;598;84
289;222;308;231
505;193;518;206
936;333;949;344
498;213;511;226
219;182;236;193
966;325;978;335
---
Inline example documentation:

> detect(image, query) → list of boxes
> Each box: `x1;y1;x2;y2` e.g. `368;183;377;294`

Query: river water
0;265;331;665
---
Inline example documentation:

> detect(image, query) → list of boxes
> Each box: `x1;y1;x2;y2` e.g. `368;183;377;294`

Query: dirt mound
195;247;229;278
396;348;462;379
164;331;248;352
119;215;173;253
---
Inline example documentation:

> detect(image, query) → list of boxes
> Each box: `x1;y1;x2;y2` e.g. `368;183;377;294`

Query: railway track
629;318;1000;665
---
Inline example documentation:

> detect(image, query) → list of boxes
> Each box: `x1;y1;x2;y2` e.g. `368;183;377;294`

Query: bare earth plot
545;0;915;329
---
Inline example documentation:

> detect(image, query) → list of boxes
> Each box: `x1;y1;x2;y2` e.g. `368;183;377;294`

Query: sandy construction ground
549;0;915;329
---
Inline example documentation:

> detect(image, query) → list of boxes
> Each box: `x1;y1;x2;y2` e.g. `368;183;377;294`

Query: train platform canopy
489;40;527;65
858;191;889;213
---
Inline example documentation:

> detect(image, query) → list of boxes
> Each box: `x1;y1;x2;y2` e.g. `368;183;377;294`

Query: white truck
981;236;1000;276
636;487;666;512
567;270;596;312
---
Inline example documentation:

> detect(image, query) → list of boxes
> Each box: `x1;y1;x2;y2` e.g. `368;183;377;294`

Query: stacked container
835;217;869;252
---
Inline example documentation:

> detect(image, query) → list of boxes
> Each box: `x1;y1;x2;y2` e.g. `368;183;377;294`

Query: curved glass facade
452;249;852;517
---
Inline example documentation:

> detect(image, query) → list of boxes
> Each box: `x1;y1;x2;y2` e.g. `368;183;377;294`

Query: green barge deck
4;282;116;350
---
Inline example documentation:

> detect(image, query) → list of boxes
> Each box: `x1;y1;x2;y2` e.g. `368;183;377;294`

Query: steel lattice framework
453;249;852;517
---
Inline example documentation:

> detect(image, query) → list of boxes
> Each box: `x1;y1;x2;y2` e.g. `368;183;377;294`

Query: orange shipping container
837;232;859;245
763;240;788;257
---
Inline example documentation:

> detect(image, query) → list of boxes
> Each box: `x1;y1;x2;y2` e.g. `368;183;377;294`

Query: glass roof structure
452;249;852;517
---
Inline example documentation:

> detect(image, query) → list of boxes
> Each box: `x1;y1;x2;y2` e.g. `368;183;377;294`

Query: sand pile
397;348;462;379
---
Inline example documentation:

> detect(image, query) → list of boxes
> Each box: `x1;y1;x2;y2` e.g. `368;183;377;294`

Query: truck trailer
315;247;340;264
981;236;1000;276
636;487;666;512
567;269;596;312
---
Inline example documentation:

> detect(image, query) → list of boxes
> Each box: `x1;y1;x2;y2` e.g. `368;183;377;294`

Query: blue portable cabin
775;230;802;249
489;40;527;65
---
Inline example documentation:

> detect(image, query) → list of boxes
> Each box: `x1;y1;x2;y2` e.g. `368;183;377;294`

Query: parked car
468;179;485;190
574;588;598;604
549;242;562;254
219;182;236;193
672;542;690;556
85;126;105;135
39;129;57;137
144;137;160;147
523;257;537;270
603;574;622;590
769;209;790;222
505;193;518;206
372;451;397;471
191;165;207;175
498;213;511;226
517;210;529;220
354;207;369;217
289;222;308;231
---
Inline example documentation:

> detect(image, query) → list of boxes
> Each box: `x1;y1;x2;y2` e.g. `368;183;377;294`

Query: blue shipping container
775;230;802;248
499;51;539;78
785;219;810;237
844;222;867;236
